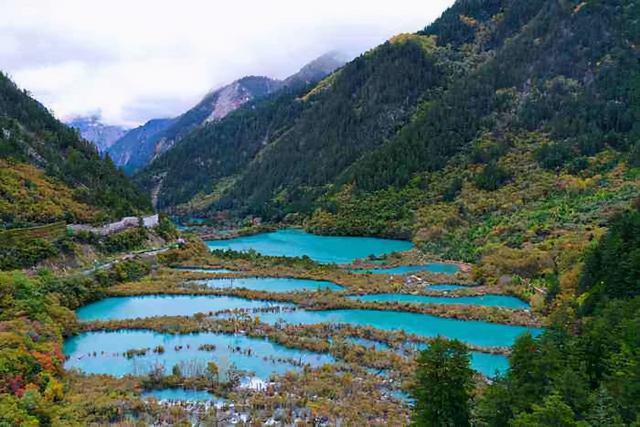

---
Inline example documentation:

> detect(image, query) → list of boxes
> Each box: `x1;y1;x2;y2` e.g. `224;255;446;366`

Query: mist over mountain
2;1;640;425
107;51;346;174
136;0;640;233
66;115;129;153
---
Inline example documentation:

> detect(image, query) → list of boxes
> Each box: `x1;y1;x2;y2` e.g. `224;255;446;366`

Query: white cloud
1;0;453;127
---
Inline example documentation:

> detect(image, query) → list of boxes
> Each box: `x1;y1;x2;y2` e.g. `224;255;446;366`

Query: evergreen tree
411;337;474;427
511;393;584;427
585;387;624;427
579;203;640;310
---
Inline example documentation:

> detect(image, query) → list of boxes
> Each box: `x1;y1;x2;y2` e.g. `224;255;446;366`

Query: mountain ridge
108;51;346;174
136;37;448;210
66;115;129;153
139;0;639;229
0;71;151;227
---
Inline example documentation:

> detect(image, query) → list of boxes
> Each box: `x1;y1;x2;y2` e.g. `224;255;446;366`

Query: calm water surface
76;295;538;348
199;277;343;292
256;308;540;348
471;352;509;377
206;229;413;264
76;295;291;321
402;343;508;377
141;388;221;402
349;293;529;309
64;330;333;379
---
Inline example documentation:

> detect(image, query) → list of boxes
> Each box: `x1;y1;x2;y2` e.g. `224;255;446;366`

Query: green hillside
136;0;640;290
136;34;454;213
472;202;640;425
0;72;151;228
139;0;639;228
0;73;152;270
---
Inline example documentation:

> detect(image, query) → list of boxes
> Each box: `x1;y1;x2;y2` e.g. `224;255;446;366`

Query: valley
1;0;640;425
59;235;538;424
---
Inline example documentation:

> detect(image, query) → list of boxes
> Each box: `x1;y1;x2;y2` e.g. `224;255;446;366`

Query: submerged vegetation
411;204;640;425
2;0;640;424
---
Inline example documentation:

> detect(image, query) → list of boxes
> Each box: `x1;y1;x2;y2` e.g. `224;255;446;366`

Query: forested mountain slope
112;53;345;174
107;117;176;175
140;0;639;233
137;35;455;211
66;115;128;153
473;202;640;425
345;0;639;190
0;72;151;227
135;85;309;208
108;77;281;174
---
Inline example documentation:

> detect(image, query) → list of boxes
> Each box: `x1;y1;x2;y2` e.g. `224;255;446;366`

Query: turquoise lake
360;340;507;377
76;295;291;321
256;308;540;348
141;388;221;402
392;342;508;376
75;295;539;347
349;293;529;309
350;263;460;275
206;229;413;264
198;277;344;292
471;352;509;376
64;330;333;379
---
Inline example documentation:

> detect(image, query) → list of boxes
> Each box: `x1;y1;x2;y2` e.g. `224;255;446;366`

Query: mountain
108;52;346;174
138;0;639;266
107;77;280;175
107;117;176;175
135;40;445;209
283;51;349;86
66;115;128;153
0;72;151;227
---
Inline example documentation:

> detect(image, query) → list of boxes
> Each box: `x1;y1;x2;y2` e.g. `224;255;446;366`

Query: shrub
0;238;59;270
156;215;178;240
101;227;147;254
442;177;463;202
535;142;574;170
474;162;512;191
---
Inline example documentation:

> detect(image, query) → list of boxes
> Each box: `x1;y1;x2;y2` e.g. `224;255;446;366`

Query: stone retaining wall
68;214;159;236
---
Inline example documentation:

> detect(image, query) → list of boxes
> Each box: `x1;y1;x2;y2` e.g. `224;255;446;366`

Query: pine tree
511;393;584;427
411;337;474;426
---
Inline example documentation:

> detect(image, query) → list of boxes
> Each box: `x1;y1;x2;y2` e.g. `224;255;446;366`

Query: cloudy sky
0;0;453;127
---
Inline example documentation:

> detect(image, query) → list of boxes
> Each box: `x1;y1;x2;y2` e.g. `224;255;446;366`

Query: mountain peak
283;51;347;87
67;115;129;153
203;75;281;123
108;51;346;174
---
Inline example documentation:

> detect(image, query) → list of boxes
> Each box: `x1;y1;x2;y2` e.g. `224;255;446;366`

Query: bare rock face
206;82;248;122
283;51;347;87
67;115;128;153
207;81;255;122
107;118;176;175
107;52;346;174
107;76;279;175
205;77;282;123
